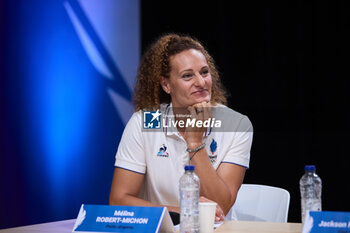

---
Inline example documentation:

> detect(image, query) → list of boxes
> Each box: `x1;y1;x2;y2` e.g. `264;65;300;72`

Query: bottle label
180;188;200;232
303;198;322;211
301;198;322;223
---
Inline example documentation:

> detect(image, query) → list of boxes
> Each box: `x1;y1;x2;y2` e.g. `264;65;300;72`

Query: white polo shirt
114;103;253;207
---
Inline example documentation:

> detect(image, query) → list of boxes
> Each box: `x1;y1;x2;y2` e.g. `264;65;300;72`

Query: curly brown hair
133;33;227;111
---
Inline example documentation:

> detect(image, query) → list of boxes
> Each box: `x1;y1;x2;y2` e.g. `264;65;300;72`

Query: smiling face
160;49;212;108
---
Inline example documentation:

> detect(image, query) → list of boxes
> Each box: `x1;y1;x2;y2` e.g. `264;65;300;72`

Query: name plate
72;204;169;233
302;211;350;233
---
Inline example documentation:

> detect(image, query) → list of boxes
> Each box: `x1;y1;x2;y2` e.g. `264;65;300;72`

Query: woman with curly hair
109;34;253;222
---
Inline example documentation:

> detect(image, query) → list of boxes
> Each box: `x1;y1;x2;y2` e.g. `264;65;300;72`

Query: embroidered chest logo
209;139;217;164
157;144;169;157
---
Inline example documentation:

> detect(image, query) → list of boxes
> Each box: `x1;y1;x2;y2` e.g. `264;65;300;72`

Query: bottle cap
304;165;316;171
184;165;195;171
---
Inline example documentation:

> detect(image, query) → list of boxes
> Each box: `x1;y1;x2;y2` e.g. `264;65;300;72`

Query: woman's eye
201;70;209;76
182;73;193;79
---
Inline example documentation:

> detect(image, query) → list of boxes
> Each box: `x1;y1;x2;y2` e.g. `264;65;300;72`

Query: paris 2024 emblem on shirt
209;139;218;164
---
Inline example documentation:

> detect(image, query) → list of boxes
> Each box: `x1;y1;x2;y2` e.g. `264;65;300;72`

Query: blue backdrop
0;0;139;229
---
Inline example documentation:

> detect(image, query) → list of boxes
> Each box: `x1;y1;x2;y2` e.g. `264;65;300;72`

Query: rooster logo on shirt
157;144;169;157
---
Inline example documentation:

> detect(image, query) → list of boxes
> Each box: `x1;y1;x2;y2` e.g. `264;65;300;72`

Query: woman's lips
192;90;208;95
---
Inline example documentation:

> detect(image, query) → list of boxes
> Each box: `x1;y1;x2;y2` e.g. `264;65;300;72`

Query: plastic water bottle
299;165;322;223
179;165;200;233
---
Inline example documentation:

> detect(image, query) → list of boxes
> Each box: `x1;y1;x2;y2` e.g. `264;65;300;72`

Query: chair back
227;184;290;222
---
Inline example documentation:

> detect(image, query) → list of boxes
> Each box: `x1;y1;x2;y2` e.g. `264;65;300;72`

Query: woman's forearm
190;149;236;214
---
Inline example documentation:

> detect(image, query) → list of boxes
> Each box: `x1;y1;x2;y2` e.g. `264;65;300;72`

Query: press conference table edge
215;220;302;233
0;219;302;233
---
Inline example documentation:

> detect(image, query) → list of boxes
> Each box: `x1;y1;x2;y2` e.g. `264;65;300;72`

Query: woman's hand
200;196;225;222
185;102;212;148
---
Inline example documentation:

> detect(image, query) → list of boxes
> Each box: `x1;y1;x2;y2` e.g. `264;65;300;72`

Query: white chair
226;184;290;222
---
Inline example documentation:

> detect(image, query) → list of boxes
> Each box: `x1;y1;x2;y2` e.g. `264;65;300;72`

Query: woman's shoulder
126;104;169;128
212;104;253;132
213;103;247;119
123;110;143;130
130;110;143;120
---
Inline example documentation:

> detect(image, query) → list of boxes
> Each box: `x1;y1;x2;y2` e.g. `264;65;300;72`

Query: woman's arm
191;153;246;215
109;167;180;213
185;102;252;215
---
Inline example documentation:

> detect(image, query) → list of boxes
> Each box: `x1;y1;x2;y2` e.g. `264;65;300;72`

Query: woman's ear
160;76;170;94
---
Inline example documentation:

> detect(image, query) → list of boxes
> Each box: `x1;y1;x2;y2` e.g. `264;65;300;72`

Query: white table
215;220;302;233
0;219;302;233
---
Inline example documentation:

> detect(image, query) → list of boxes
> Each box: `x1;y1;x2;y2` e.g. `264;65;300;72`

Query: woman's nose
194;73;206;87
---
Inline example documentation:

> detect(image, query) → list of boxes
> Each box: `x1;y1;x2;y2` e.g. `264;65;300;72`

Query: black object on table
169;211;180;225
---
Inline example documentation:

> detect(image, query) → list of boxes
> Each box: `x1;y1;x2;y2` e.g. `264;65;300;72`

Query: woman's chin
194;96;211;104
